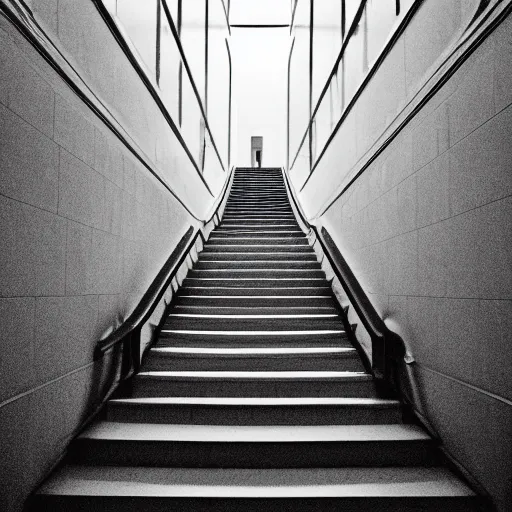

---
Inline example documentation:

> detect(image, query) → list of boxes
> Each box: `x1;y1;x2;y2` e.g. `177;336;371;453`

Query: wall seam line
417;363;512;406
0;360;95;410
346;192;512;251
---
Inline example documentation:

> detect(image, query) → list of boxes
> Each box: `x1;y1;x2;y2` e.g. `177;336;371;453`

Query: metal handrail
95;0;230;182
289;0;368;171
160;0;228;173
291;0;491;199
94;164;234;378
0;0;208;218
281;166;414;395
94;226;199;359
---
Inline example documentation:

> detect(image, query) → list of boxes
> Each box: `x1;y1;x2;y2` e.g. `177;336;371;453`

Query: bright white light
229;0;292;25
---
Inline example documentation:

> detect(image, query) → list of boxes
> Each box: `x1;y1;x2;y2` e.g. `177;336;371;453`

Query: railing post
370;332;386;382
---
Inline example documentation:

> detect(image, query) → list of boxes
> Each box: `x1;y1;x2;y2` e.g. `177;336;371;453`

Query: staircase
33;168;483;511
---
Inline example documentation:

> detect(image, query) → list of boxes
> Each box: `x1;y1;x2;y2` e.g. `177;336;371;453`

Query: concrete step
227;191;288;196
227;196;289;202
34;465;481;511
194;260;322;270
223;208;294;214
221;213;296;219
227;197;288;201
224;200;289;205
173;296;336;307
171;306;338;315
162;314;344;331
204;237;309;246
223;206;292;210
199;245;314;253
177;286;333;296
106;397;403;425
188;269;325;278
182;278;326;288
156;331;350;348
214;225;301;230
131;371;376;398
230;187;285;190
220;217;297;222
144;346;359;372
219;222;299;227
197;251;317;261
69;423;437;468
210;230;304;237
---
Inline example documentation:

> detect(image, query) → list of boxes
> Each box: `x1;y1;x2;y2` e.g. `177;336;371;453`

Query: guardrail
288;0;423;183
94;0;231;186
281;166;417;400
94;164;234;380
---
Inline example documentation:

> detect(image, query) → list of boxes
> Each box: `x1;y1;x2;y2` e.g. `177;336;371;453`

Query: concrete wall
292;1;512;510
0;1;227;510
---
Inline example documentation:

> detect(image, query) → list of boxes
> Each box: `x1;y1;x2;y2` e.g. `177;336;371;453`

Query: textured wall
0;2;226;510
293;2;512;510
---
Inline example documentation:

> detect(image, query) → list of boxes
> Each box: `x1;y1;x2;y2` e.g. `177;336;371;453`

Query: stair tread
165;311;338;316
150;347;354;355
137;371;371;380
160;329;345;335
78;422;431;443
38;466;475;497
109;397;399;406
172;307;338;315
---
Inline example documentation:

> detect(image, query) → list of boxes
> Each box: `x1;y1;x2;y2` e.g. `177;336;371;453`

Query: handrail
204;164;235;224
225;39;232;170
0;0;205;219
160;0;227;174
92;0;217;195
94;163;234;376
94;225;200;361
291;0;491;192
281;166;413;394
293;0;494;208
289;0;368;171
299;0;425;192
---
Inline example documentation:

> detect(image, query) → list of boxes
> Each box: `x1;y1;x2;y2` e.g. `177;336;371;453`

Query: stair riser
171;307;338;316
156;335;351;349
194;262;321;270
188;270;325;278
69;439;437;468
199;246;313;253
142;354;364;372
163;317;344;331
220;218;298;222
196;253;317;261
174;297;335;307
177;288;332;297
226;198;289;202
229;190;288;194
219;224;299;228
215;226;301;230
31;496;485;512
107;403;403;425
226;200;290;206
221;214;296;219
131;378;375;398
223;209;294;215
204;239;308;246
210;232;304;238
182;279;324;288
223;209;293;214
